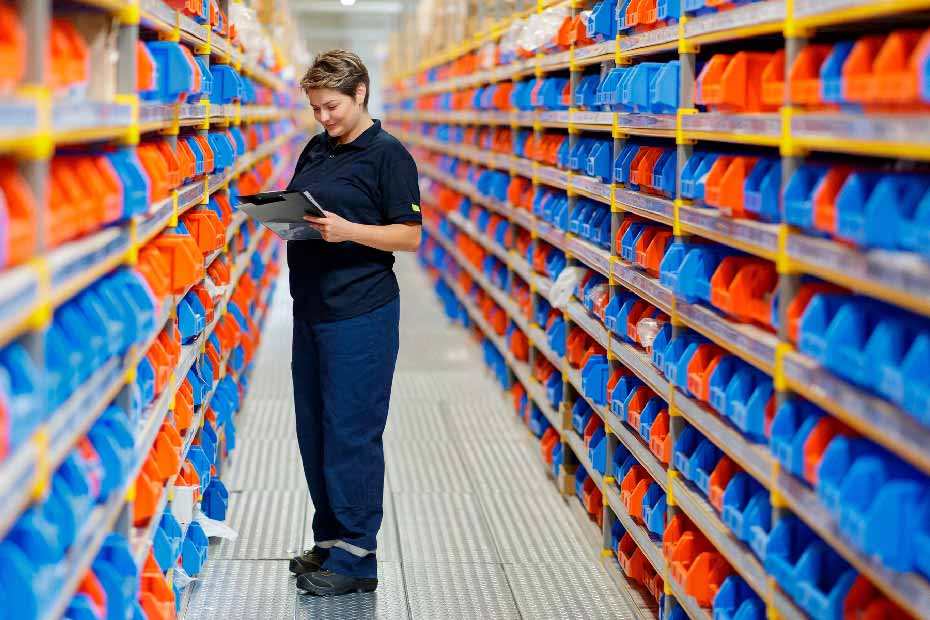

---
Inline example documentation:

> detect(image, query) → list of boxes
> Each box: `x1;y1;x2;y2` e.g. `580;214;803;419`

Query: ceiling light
340;0;356;6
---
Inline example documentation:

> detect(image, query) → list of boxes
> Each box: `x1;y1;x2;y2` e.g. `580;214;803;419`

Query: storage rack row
390;1;930;620
0;1;308;618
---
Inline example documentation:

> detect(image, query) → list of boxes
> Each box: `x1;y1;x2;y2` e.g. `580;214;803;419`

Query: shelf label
53;102;133;133
49;228;131;290
681;113;781;137
680;206;779;257
574;41;615;61
791;112;930;149
137;197;175;243
0;265;40;331
537;166;569;188
678;302;776;370
567;237;611;276
616;114;677;131
572;111;614;126
619;26;678;53
683;0;785;38
513;110;536;126
572;175;612;202
611;337;670;398
538;111;570;124
513;158;536;178
615;187;674;221
540;50;572;68
512;207;535;230
612;263;674;313
788;233;930;305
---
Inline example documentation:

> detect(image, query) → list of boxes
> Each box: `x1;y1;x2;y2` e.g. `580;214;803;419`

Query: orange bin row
664;513;733;607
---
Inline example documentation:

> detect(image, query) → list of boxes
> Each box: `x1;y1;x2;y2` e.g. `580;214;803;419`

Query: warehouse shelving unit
0;1;309;617
388;1;930;619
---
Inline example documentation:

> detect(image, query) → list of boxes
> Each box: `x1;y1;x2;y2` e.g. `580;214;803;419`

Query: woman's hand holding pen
304;210;357;243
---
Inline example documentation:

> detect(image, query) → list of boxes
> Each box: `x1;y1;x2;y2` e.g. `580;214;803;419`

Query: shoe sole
296;581;379;596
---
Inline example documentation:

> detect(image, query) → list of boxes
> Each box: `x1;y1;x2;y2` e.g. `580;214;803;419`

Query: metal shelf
675;301;778;376
680;114;781;147
613;187;675;225
774;468;930;620
529;322;563;370
565;430;605;493
566;236;611;278
52;101;134;145
606;409;669;493
782;349;930;478
567;299;611;351
793;0;930;29
573;41;617;66
571;174;612;205
539;50;573;72
672;390;773;489
618;26;679;58
786;232;930;319
536;164;571;190
609;335;672;402
682;0;786;45
610;260;675;317
604;485;666;575
667;568;713;620
671;477;774;607
678;205;780;262
536;219;569;250
789;112;930;161
48;227;132;310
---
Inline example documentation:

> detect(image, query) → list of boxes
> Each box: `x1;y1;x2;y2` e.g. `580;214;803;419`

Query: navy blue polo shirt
285;120;422;323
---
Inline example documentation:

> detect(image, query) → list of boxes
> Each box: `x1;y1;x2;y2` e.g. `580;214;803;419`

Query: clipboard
237;190;327;241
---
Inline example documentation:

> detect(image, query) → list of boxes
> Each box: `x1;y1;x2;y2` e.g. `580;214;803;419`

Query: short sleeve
380;149;422;224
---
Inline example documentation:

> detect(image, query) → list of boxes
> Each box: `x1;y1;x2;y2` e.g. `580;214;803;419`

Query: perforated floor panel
182;255;636;620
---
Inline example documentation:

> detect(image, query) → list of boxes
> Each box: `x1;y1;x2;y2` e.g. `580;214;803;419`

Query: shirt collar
322;119;381;150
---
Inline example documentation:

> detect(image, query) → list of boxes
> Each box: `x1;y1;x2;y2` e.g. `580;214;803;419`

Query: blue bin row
586;62;679;114
785;165;930;256
770;397;930;580
61;535;143;620
482;340;510;390
567;137;614;182
0;404;136;619
484;255;509;291
674;424;773;558
614;143;677;198
612;443;667;537
681;152;781;223
476;169;511;203
513;129;534;159
765;516;862;620
652;324;775;443
509;78;569;111
432;275;470;328
714;575;765;620
797;293;930;425
141;41;255;105
572;400;608;472
0;268;155;455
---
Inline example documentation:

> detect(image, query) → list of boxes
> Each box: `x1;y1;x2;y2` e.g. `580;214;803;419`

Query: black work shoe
289;547;330;575
296;570;378;596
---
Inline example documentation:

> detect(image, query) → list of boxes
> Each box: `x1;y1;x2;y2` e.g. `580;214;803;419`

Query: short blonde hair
300;49;370;107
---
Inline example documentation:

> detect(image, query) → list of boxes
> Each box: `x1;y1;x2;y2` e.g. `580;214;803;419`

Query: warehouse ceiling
290;0;412;114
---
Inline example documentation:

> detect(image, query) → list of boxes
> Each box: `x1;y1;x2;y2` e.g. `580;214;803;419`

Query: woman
285;50;421;597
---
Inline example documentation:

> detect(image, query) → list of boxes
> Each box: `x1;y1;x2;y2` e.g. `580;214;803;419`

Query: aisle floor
182;254;636;620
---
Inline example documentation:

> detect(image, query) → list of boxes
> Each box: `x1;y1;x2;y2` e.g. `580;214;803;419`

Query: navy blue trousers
291;297;399;579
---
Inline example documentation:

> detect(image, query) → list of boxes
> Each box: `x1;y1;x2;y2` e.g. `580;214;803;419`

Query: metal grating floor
182;254;636;619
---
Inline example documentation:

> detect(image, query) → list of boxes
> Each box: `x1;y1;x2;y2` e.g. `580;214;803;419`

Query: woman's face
308;87;363;139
